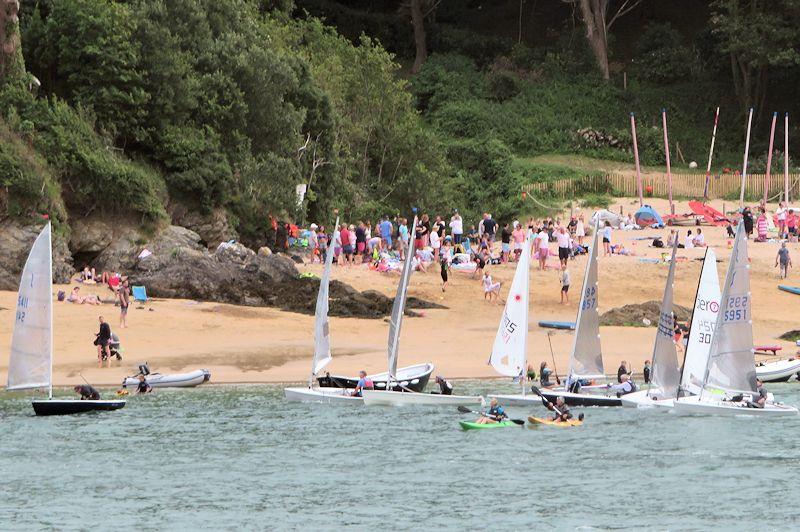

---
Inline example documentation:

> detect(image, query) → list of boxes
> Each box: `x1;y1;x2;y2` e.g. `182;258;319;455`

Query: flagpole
739;107;754;208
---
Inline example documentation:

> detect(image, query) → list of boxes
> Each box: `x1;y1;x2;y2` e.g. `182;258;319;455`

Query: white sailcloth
568;223;604;379
490;231;532;377
649;238;680;398
311;217;339;375
680;247;720;395
387;215;418;378
703;222;757;394
7;222;53;391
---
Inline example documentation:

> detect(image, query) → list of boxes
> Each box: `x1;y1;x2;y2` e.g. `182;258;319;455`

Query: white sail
490;231;532;377
702;222;757;394
7;222;53;392
680;247;720;395
568;222;604;379
387;215;418;378
649;238;680;398
311;217;339;375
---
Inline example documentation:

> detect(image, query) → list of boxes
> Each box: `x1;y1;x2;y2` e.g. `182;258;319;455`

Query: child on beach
483;271;501;302
776;242;792;279
602;221;612;256
559;264;570;304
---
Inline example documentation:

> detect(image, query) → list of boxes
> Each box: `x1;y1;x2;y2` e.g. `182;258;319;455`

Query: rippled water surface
2;381;800;530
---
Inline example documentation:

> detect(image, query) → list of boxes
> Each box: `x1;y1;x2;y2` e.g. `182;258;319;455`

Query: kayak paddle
456;405;524;425
530;385;586;422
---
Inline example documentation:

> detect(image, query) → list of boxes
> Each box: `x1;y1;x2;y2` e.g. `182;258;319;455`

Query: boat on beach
755;358;800;382
672;222;798;417
6;223;126;416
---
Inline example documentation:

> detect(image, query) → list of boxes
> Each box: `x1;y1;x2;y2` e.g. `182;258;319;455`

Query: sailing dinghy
6;223;126;416
621;239;682;408
362;215;479;406
284;217;363;403
672;223;798;416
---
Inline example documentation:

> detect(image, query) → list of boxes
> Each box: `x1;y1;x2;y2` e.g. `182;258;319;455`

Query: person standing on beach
118;279;130;329
601;221;612;256
556;227;570;267
500;223;512;263
339;224;353;266
379;216;393;251
537;226;549;270
449;211;463;245
742;206;754;238
776;242;792;279
482;270;501;302
559;264;570;304
440;241;451;292
575;214;586;247
429;224;441;262
777;201;788;238
483;214;497;244
355;221;367;262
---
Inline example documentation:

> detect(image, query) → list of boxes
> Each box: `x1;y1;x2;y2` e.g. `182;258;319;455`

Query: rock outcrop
169;204;236;249
600;300;692;327
0;220;72;290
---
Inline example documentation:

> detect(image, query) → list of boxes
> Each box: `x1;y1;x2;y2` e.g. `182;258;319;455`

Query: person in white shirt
684;230;695;249
602;221;612;256
777;201;788;238
429;228;441;261
449;212;463;245
556;227;571;266
537;228;550;270
692;228;706;247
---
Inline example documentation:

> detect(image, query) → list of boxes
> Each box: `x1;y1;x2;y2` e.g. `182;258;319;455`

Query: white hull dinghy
619;390;674;409
6;223;125;416
361;389;484;407
283;386;363;403
756;359;800;382
122;369;211;389
318;363;434;392
671;222;798;417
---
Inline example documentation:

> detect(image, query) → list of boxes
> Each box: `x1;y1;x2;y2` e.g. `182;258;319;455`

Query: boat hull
362;390;484;407
32;399;126;416
755;359;800;383
316;363;433;392
672;396;799;417
528;416;583;427
489;390;621;407
283;386;363;404
619;389;675;409
122;369;211;389
459;420;517;430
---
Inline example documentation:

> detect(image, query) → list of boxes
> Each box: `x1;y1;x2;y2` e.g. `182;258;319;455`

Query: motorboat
755;359;800;382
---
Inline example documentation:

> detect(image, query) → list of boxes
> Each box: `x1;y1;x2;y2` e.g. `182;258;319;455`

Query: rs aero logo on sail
696;298;719;313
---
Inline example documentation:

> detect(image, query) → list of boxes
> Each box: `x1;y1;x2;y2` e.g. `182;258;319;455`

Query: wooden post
785;113;790;204
704;107;720;202
630;113;643;207
763;112;777;207
662;109;674;215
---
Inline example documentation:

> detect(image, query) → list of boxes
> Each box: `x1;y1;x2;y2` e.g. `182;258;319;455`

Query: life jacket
363;378;374;390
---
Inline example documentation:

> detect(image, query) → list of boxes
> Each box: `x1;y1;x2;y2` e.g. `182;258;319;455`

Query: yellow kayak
527;416;583;427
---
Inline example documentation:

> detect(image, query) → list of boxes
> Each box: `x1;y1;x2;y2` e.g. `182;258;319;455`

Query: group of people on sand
70;265;132;328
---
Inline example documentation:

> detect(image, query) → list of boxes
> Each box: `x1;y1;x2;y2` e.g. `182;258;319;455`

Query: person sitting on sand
539;362;554;387
607;374;637;396
482;271;501;302
476;398;507;424
80;265;96;283
74;384;100;400
542;396;572;422
692;228;706;247
526;363;537;382
66;286;100;305
136;374;152;394
351;370;374;397
434;376;453;395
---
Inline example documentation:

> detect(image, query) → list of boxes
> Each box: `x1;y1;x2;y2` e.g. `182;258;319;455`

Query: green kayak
459;420;517;430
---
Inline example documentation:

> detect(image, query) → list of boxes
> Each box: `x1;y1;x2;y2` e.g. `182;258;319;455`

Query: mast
387;212;418;381
662;109;674;215
763;112;777;207
47;222;53;400
703;107;720;202
631;113;643;207
785;113;790;204
739;107;754;208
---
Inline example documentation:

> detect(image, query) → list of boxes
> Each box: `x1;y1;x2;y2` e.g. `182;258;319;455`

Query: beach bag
57;290;66;301
652;238;664;248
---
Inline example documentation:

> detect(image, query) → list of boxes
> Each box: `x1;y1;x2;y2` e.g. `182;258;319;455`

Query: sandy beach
1;197;798;387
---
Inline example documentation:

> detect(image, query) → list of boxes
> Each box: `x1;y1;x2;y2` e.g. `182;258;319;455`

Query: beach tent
591;209;623;228
634;205;664;228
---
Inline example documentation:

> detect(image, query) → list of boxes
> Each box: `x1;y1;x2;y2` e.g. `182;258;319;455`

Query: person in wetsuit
94;316;112;367
136;374;152;394
434;376;453;395
476;398;507;424
74;384;100;400
747;379;768;408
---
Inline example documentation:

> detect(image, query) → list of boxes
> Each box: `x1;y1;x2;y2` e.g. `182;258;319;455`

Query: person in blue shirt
379;217;393;250
350;370;374;397
476;398;507;424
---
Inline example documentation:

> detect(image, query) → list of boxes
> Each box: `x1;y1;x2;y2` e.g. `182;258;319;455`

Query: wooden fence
523;173;800;201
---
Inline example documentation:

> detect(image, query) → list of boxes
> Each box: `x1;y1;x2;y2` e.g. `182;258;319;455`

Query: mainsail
568;222;604;379
311;216;339;376
702;222;757;394
7;222;53;393
387;215;418;378
649;238;680;398
680;247;720;395
490;231;532;377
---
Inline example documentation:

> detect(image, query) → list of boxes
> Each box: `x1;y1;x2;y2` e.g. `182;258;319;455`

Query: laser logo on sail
501;314;517;343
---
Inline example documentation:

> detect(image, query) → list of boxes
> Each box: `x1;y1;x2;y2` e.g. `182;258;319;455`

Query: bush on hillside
633;23;700;84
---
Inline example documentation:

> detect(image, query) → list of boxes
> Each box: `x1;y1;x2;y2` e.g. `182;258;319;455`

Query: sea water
1;381;799;530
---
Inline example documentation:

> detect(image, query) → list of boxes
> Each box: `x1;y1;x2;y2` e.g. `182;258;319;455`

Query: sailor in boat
542;396;572;422
643;360;652;384
743;379;768;409
475;398;507;424
606;374;637;397
136;374;152;394
617;361;631;383
74;384;101;400
350;370;374;397
433;376;453;395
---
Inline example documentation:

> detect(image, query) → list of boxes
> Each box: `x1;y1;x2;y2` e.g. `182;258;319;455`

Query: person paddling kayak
542;396;572;422
476;398;507;424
